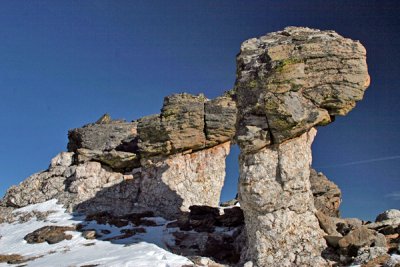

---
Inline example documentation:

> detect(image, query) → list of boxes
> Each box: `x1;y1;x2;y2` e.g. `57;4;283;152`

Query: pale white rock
239;128;328;267
376;209;400;222
353;247;389;265
2;155;140;216
49;152;74;168
138;142;231;219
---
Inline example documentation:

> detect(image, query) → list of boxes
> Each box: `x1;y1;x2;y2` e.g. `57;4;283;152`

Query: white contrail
385;191;400;201
316;155;400;169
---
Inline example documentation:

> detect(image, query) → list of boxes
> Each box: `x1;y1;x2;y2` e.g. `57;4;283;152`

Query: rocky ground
1;199;399;267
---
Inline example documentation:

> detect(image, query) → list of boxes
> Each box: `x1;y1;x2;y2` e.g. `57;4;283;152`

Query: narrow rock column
239;128;328;266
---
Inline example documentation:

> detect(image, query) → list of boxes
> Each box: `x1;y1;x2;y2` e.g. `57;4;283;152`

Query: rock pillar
239;128;328;266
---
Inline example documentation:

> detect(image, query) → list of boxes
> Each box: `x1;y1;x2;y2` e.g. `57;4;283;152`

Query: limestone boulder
235;26;370;149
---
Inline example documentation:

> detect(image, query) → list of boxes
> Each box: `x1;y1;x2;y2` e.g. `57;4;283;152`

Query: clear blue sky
0;0;399;221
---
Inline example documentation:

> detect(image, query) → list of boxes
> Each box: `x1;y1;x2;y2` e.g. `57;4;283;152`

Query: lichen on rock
235;26;370;149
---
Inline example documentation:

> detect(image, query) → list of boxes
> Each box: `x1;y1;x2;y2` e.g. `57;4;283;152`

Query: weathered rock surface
68;117;138;152
376;209;400;222
137;142;230;219
137;94;206;157
337;226;386;249
138;93;237;157
310;168;341;217
239;128;328;266
367;209;400;232
2;152;75;208
165;205;244;265
204;93;237;147
235;26;370;149
353;247;389;266
77;148;140;171
24;225;75;244
68;162;140;215
1;153;140;216
316;210;362;237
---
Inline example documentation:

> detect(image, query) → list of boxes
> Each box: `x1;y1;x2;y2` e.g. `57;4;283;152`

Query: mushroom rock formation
0;26;371;266
235;27;369;266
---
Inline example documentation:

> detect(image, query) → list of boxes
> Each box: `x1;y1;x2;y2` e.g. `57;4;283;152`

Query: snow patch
0;200;192;267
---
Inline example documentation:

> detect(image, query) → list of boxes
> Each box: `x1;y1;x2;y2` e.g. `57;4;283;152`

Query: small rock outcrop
310;168;342;217
24;225;76;244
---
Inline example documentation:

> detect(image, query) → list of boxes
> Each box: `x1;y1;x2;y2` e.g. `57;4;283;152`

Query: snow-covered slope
0;200;192;267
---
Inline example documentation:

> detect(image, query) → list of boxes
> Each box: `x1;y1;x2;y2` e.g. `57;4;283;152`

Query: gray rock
353;247;389;265
376;209;400;222
310;168;341;217
205;93;237;147
138;93;237;157
24;225;75;244
235;26;370;149
68;117;137;152
367;217;400;231
49;152;74;168
337;226;387;249
137;93;207;157
82;230;97;240
0;206;15;224
76;148;140;171
1;153;141;216
384;255;400;267
239;128;328;266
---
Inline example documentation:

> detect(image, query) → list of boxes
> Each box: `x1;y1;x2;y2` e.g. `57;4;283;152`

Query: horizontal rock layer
235;26;370;151
137;93;237;157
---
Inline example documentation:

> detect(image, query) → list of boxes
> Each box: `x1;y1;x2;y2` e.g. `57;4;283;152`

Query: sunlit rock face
137;92;237;157
239;128;328;266
235;26;370;150
138;142;231;219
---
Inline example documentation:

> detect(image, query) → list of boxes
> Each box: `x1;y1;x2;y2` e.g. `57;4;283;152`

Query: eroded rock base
239;129;328;266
